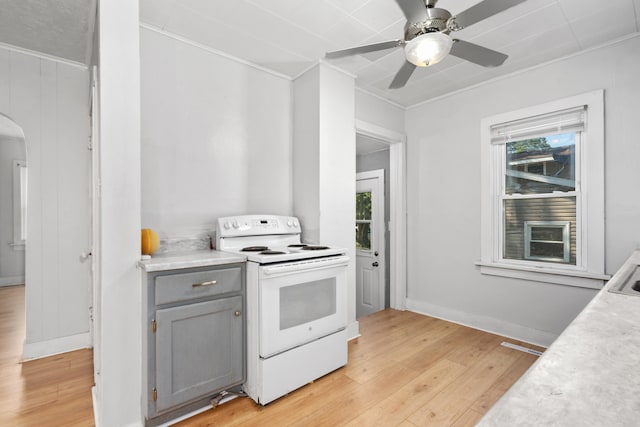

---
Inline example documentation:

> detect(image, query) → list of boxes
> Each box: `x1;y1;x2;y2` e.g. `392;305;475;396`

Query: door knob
372;262;379;267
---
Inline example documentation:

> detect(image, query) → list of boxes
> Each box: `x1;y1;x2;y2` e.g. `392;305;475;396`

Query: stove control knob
223;221;231;230
232;221;239;229
287;220;293;227
293;221;299;228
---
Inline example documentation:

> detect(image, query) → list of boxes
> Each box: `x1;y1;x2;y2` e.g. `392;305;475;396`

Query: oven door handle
261;255;350;275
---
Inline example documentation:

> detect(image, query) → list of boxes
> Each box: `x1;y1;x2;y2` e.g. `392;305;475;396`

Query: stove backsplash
156;231;215;254
301;226;320;245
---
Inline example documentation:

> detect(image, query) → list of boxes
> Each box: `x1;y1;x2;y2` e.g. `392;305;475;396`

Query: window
12;160;27;248
355;191;371;250
524;221;570;263
500;110;579;267
479;91;607;289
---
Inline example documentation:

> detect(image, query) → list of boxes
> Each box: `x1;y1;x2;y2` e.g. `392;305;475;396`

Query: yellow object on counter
141;228;160;255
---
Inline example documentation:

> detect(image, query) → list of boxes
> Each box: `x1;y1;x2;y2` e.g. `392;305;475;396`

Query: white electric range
217;215;349;405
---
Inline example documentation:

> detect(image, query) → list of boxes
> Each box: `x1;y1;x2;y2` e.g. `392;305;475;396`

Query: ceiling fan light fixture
404;32;453;67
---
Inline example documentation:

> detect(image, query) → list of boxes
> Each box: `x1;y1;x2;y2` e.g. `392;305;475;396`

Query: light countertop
138;250;246;272
477;250;640;426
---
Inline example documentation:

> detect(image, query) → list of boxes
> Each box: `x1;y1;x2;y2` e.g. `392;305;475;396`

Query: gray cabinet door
155;296;244;412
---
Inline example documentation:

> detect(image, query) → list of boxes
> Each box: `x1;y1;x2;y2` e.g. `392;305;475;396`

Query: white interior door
356;170;385;318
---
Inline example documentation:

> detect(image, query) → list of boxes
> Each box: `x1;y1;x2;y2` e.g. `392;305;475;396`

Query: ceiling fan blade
454;0;527;29
450;39;508;67
394;0;428;23
389;61;417;89
325;40;402;59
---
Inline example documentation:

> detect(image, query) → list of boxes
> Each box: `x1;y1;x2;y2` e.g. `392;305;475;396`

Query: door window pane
355;191;372;250
355;222;371;250
356;192;371;220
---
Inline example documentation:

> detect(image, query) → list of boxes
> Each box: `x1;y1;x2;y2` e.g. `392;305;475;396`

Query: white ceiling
140;0;640;107
0;0;637;107
0;0;95;64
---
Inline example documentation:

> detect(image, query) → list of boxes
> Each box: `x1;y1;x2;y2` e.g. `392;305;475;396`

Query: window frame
523;221;571;263
479;90;608;289
355;218;372;251
12;159;27;250
499;129;580;269
355;188;374;255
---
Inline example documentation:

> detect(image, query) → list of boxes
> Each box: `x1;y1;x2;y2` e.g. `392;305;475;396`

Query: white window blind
491;106;586;144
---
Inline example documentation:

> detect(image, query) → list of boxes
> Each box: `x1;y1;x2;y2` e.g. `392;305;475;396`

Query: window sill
475;261;610;290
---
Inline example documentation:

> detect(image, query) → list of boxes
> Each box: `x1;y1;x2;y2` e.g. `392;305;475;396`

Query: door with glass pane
356;170;385;318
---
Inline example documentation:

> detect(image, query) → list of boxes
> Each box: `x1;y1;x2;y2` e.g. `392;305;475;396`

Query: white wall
0;46;91;357
0;132;25;286
293;63;357;337
356;89;405;134
140;27;293;239
404;35;640;346
292;65;321;243
95;0;142;425
318;66;356;335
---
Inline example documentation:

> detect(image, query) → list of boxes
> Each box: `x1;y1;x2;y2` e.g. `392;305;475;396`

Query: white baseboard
92;386;100;427
22;332;92;360
0;275;24;287
347;320;360;340
92;386;142;427
405;299;556;348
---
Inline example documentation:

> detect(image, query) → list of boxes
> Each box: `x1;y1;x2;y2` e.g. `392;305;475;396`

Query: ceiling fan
325;0;527;89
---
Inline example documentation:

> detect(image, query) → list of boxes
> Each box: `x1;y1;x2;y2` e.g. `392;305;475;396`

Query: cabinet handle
234;310;241;317
192;280;217;288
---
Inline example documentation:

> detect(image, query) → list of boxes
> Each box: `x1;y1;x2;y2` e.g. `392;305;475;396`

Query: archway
0;113;27;288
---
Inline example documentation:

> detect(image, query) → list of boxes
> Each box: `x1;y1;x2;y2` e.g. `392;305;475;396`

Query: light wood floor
179;310;544;427
0;285;94;427
0;286;543;427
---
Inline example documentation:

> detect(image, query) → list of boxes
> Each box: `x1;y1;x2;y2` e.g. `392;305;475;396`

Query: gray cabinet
143;263;245;425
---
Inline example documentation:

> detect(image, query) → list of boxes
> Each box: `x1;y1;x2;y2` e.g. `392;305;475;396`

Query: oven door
259;256;348;358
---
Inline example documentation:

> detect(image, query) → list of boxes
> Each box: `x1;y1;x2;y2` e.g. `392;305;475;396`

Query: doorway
356;169;386;318
0;114;26;289
355;120;407;313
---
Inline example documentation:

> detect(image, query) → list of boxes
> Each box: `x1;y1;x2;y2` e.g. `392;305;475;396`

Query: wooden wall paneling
9;51;44;344
56;63;90;336
0;49;10;112
39;58;61;341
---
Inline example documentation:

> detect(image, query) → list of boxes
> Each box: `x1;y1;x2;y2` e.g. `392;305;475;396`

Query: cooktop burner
242;246;269;252
260;250;287;255
302;245;330;250
288;244;308;248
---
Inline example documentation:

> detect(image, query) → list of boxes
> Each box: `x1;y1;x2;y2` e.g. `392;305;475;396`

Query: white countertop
138;250;247;272
477;251;640;426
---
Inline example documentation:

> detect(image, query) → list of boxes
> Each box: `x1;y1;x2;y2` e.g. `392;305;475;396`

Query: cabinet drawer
155;267;242;305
